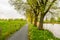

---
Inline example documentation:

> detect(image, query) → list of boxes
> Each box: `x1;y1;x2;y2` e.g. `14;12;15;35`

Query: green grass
0;19;26;40
28;24;60;40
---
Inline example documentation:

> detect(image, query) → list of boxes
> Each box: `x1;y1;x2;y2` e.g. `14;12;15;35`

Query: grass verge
0;19;26;40
28;24;60;40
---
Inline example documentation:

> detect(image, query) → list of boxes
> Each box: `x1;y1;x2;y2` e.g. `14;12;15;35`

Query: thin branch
49;11;54;14
44;0;57;16
37;0;41;7
45;0;48;6
49;11;58;17
41;0;44;4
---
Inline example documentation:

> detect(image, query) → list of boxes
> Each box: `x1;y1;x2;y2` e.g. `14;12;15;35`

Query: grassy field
0;19;26;40
28;24;60;40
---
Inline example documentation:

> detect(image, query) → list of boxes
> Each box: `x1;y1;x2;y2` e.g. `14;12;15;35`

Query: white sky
0;0;25;19
0;0;60;19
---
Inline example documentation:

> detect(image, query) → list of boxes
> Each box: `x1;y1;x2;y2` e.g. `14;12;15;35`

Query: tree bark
34;14;38;26
30;17;33;24
38;13;44;30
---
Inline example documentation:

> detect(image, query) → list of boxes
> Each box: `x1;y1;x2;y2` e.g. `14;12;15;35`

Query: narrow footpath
7;24;28;40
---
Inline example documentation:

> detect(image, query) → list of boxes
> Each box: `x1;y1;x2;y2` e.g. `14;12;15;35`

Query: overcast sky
0;0;60;19
0;0;25;19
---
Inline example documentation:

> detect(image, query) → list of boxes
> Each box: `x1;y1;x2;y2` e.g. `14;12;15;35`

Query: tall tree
27;0;57;30
37;0;57;30
9;0;59;30
9;0;39;26
27;0;40;26
25;9;34;24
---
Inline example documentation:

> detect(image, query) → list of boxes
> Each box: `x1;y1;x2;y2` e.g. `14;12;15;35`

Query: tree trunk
38;14;44;30
30;17;33;24
34;15;38;26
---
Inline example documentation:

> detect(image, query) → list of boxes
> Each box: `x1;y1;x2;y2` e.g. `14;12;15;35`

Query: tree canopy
9;0;60;30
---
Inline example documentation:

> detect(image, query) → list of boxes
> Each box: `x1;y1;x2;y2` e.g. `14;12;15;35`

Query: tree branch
41;0;44;4
44;0;57;16
49;11;58;17
45;0;48;6
49;11;54;14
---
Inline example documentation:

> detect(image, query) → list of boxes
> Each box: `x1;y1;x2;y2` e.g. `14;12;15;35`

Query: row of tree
9;0;59;30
